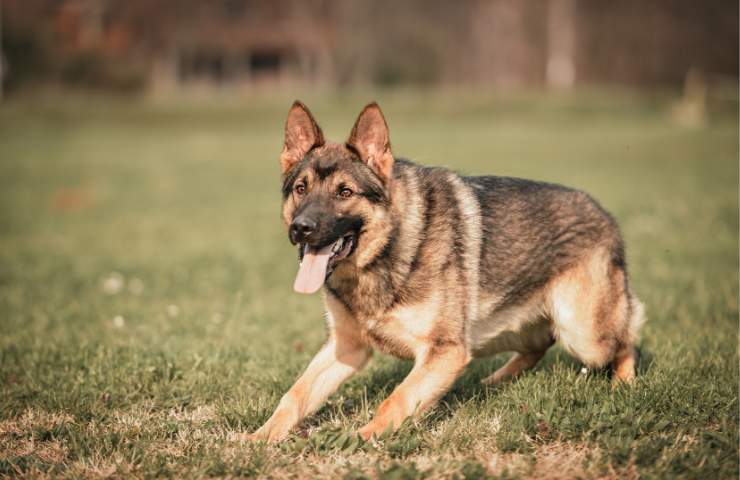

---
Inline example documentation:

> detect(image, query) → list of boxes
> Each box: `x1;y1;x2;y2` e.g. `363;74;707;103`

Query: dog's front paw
232;428;268;442
357;426;375;441
231;431;258;442
357;421;393;441
237;424;290;443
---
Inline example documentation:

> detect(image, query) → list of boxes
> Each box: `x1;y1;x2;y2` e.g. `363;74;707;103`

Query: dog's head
279;101;395;294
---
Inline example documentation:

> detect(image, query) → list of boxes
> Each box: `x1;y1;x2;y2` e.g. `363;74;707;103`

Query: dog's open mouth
293;234;355;294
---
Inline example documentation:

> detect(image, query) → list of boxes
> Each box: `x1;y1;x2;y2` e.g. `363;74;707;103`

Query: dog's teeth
332;240;342;253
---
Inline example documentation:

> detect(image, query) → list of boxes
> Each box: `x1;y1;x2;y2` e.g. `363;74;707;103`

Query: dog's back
467;174;623;307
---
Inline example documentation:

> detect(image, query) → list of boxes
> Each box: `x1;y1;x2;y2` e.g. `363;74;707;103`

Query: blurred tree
546;0;576;89
0;0;736;93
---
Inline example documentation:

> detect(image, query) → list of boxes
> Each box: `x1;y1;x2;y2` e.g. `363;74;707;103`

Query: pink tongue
294;244;334;294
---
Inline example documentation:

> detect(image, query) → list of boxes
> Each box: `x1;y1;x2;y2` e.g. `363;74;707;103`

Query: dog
249;101;645;441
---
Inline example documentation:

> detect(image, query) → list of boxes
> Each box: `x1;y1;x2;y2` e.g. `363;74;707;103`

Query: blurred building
1;0;737;93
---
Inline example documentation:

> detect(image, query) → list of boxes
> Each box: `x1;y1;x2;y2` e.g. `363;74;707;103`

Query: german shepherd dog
249;101;645;441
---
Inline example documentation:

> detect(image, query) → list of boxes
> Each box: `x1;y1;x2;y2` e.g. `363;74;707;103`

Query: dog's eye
295;184;306;195
338;187;353;199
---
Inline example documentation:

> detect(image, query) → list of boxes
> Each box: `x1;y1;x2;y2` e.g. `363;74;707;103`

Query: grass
0;90;737;479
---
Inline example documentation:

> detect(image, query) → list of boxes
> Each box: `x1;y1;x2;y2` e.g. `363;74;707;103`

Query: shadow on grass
276;344;655;431
635;346;655;376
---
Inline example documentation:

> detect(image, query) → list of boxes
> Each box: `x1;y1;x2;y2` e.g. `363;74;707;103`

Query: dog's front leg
358;344;468;440
250;334;371;442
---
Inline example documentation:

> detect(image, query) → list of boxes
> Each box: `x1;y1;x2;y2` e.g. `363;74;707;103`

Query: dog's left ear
347;102;394;182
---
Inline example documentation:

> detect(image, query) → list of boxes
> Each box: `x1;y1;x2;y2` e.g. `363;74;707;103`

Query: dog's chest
359;298;442;360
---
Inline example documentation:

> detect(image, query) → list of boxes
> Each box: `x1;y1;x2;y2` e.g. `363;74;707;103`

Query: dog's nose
290;215;317;243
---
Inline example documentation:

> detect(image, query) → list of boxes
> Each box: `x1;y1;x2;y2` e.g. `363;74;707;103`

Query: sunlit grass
0;91;737;478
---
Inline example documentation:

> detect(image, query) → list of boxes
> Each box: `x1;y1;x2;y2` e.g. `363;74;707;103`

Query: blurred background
0;0;737;346
1;0;738;100
0;1;737;338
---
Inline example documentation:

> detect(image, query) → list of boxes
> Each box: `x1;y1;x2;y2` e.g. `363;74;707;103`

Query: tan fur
447;172;483;350
348;103;394;182
363;294;442;359
250;102;645;442
482;351;548;385
358;343;468;439
249;295;371;441
472;246;643;387
280;101;324;175
612;346;637;383
547;247;630;369
470;294;554;356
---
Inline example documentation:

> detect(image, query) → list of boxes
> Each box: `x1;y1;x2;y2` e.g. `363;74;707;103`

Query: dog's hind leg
611;296;645;384
612;346;637;383
481;350;548;386
549;247;645;386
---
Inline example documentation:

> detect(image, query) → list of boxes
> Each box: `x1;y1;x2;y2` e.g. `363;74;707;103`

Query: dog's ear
347;102;394;182
281;101;325;175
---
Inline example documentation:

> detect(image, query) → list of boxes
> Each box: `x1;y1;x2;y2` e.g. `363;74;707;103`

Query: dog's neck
325;162;426;319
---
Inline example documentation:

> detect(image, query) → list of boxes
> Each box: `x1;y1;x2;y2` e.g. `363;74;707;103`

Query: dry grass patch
0;410;73;461
486;442;639;479
0;410;73;477
168;404;217;425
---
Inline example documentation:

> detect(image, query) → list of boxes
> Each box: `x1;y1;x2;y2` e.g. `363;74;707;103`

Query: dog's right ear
281;101;325;175
347;102;394;182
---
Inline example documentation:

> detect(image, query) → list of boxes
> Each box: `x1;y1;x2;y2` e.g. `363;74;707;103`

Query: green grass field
0;91;737;479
